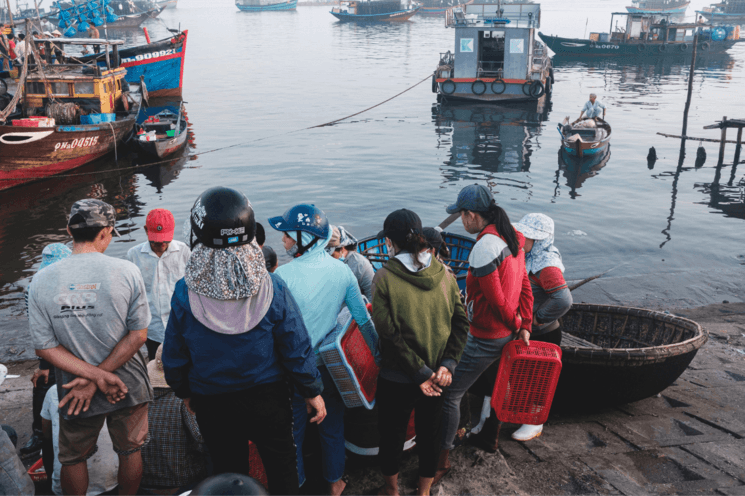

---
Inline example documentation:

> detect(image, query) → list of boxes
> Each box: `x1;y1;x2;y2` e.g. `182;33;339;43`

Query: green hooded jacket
371;255;469;385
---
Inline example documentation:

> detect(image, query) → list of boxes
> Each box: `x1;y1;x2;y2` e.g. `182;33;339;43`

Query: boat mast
5;0;15;30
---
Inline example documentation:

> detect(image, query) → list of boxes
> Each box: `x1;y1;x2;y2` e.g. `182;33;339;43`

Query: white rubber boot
511;424;543;441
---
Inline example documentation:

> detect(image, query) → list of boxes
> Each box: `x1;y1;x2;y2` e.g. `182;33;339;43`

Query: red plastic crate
248;440;268;488
491;341;562;425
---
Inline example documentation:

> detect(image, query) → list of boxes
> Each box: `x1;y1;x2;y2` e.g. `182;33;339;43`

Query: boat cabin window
26;82;45;95
478;30;505;78
116;79;121;91
75;82;95;95
50;82;71;97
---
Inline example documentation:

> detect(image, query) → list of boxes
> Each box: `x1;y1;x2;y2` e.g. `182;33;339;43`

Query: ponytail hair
479;201;519;257
395;231;430;270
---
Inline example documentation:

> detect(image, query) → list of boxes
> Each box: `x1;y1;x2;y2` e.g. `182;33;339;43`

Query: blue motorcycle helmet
268;204;330;256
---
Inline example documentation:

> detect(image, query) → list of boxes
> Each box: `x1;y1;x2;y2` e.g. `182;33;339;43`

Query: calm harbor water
1;0;744;360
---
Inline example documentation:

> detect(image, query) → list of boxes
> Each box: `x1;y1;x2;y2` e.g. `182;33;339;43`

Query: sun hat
39;243;72;270
146;209;175;243
147;344;169;389
512;213;554;241
445;184;494;214
336;226;358;248
327;226;341;253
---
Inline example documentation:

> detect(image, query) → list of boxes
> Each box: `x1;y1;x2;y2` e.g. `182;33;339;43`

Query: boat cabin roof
447;2;540;28
25;65;126;82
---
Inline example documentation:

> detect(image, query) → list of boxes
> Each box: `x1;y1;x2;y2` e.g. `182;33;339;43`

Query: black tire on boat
432;74;437;93
491;79;506;94
528;80;544;98
0;78;7;95
658;43;667;52
441;79;456;95
545;76;552;95
522;81;531;96
679;43;688;51
549;67;555;84
637;43;646;52
701;42;710;51
471;80;487;95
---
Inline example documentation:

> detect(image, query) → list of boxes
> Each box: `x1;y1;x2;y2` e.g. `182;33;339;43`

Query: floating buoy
695;143;706;168
647;146;657;169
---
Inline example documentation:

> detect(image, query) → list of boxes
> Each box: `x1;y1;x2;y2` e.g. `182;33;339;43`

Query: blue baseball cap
446;184;494;214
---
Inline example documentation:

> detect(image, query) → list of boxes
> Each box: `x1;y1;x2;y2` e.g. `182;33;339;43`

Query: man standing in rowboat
578;93;606;121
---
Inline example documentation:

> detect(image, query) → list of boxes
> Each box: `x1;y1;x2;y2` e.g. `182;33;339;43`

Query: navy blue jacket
162;273;323;399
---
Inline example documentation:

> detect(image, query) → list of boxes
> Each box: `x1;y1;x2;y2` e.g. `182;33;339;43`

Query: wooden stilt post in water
681;33;698;137
718;116;727;165
734;127;743;165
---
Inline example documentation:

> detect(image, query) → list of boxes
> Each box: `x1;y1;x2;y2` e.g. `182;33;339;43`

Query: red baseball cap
146;209;175;243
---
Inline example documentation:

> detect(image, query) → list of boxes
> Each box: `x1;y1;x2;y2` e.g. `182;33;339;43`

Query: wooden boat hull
134;107;189;159
436;76;553;103
538;32;738;56
88;31;188;98
559;118;611;158
698;10;745;23
553;304;708;410
236;0;297;11
330;6;420;21
0;113;137;191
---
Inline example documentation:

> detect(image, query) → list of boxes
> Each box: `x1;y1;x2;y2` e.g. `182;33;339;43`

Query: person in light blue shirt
269;204;374;496
579;93;606;120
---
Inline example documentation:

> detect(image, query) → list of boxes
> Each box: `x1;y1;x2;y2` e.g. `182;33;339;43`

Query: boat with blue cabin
236;0;297;12
330;0;420;22
539;13;741;56
433;1;553;103
698;0;745;24
626;0;689;14
418;0;469;17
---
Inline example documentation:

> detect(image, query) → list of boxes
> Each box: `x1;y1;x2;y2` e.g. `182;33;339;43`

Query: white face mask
385;239;396;257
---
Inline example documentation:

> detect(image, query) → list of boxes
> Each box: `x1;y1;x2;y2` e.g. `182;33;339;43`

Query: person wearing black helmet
269;204;375;496
162;187;326;496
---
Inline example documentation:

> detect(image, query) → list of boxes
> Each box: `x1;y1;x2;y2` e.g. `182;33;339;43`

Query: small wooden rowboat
554;304;708;409
133;105;188;159
357;232;474;293
558;116;611;158
358;235;708;408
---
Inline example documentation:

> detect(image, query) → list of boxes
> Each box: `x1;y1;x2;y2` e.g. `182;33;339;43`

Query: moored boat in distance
434;1;553;103
539;12;741;56
0;38;141;191
330;0;420;22
134;105;189;159
417;0;469;17
558;117;611;159
236;0;297;11
698;0;745;24
157;0;178;8
626;0;689;14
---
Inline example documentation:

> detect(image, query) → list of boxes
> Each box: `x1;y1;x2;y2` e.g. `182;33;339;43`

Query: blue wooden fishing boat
357;232;473;292
236;0;297;11
434;1;553;103
558;116;611;159
626;0;689;14
539;12;741;57
698;0;745;24
331;0;419;22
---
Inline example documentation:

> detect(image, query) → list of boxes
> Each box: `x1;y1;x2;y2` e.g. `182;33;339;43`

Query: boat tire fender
549;67;555;84
589;41;596;48
432;74;437;93
522;81;531;96
441;79;456;95
637;44;646;52
679;43;688;51
472;80;487;95
528;80;544;99
658;43;667;52
491;80;506;94
701;42;710;51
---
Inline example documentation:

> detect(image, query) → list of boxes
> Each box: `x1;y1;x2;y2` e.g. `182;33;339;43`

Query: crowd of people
1;182;574;496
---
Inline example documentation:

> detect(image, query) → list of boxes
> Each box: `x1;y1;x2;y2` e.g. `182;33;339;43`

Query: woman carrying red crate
436;185;534;484
371;209;469;496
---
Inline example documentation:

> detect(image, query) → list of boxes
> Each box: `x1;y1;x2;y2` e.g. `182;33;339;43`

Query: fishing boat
553;304;708;409
626;0;689;14
698;0;745;24
558;116;611;159
236;0;297;11
133;105;188;159
434;1;553;103
357;234;708;409
82;30;188;98
0;38;141;192
539;12;741;56
157;0;178;7
330;0;420;22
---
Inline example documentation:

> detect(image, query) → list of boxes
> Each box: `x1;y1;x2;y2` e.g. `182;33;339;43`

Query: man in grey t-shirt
28;199;152;496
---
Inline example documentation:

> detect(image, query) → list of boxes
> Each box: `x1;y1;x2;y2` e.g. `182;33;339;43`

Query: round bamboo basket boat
554;303;708;409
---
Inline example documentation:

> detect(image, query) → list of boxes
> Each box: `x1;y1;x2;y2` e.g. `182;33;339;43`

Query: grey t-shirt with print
28;252;153;420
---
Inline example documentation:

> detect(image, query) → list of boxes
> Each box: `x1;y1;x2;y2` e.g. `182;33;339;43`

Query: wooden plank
656;132;740;144
562;333;603;349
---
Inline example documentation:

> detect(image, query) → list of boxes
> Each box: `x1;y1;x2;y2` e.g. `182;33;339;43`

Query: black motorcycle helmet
190;187;256;249
191;473;268;496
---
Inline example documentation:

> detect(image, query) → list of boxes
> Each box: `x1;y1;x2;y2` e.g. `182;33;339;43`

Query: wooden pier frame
703;117;745;165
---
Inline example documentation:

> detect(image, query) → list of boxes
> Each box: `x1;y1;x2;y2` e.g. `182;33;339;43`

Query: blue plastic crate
81;113;115;124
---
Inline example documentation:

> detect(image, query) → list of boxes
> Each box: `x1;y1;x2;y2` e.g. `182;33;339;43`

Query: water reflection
432;102;549;189
556;146;612;199
695;157;745;220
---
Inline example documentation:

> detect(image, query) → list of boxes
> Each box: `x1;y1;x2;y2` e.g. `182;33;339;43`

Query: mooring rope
0;73;433;181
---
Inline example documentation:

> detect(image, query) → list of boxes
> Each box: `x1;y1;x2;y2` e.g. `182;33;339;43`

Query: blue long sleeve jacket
162;273;323;399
